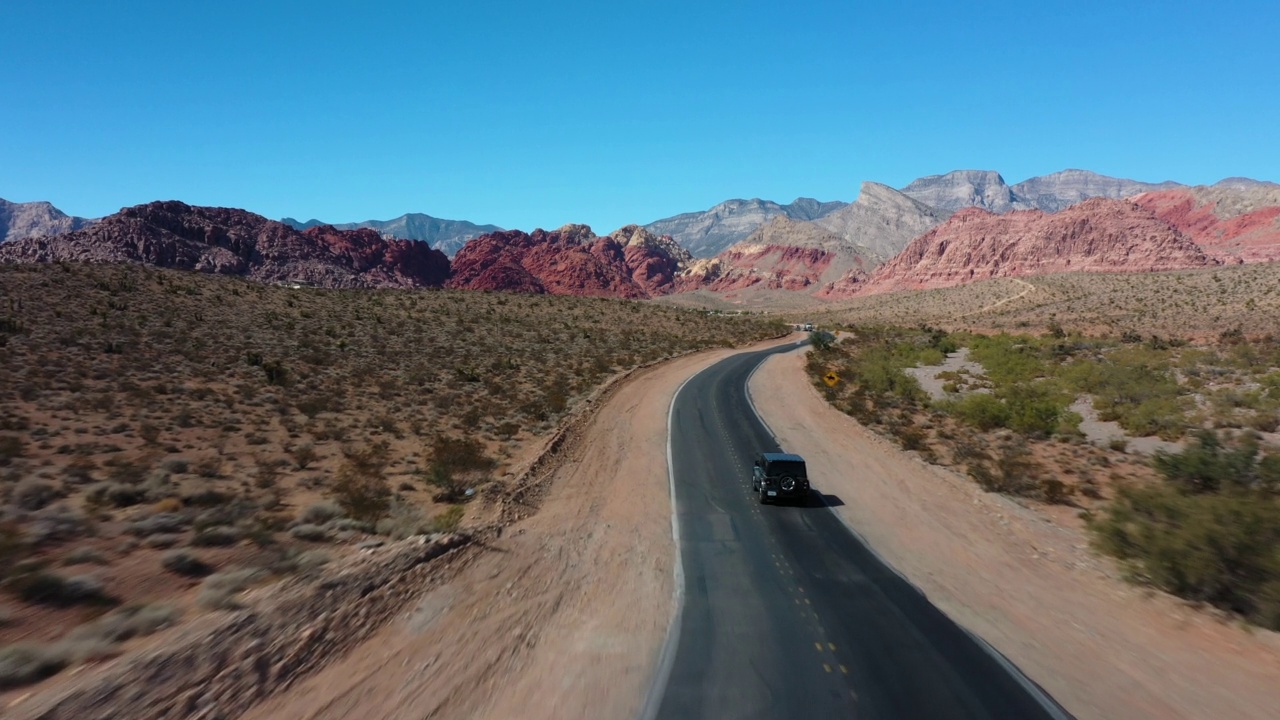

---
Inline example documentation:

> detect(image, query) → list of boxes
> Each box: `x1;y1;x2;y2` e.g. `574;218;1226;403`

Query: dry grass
0;262;781;688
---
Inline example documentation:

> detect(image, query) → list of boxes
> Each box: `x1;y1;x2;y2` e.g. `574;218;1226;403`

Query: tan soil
750;348;1280;720
240;340;790;720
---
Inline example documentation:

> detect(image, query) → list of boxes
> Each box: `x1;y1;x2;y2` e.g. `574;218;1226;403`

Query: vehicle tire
779;475;797;493
758;489;768;505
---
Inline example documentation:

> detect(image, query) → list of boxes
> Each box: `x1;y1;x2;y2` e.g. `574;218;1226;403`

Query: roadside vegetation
808;322;1280;629
0;262;782;689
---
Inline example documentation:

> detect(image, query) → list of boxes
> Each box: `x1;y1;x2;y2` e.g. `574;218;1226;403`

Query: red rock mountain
859;198;1220;296
446;224;691;298
0;201;450;288
1132;187;1280;264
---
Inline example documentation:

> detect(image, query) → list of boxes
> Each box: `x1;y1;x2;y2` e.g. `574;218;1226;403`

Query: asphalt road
648;343;1071;720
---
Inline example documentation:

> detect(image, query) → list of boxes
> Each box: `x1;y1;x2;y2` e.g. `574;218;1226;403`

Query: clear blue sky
3;0;1277;232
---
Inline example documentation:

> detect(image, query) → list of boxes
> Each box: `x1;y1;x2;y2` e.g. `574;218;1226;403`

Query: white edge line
742;345;1073;720
636;371;696;720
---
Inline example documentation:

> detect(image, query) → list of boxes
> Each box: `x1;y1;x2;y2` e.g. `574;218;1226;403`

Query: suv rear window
766;461;806;476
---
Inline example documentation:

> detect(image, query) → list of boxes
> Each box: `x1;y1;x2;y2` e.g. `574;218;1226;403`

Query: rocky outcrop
282;213;502;257
860;198;1220;295
0;201;451;289
446;224;690;298
811;182;949;264
643;197;847;258
1133;187;1280;263
0;198;94;243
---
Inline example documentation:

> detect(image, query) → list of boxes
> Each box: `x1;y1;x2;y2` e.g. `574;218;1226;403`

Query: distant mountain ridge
643;197;848;258
0;201;450;288
0;198;95;243
899;169;1183;214
282;213;501;257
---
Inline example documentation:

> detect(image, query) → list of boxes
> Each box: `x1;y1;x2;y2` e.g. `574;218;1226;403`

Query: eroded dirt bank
749;348;1280;720
241;341;788;720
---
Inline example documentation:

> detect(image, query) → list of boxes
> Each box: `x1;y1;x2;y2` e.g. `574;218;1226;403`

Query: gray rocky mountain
900;169;1188;214
811;182;950;264
1011;169;1182;212
900;170;1029;213
643;197;847;258
281;213;501;257
0;198;94;243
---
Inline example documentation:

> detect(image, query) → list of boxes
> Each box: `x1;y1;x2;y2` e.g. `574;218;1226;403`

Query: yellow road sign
823;371;840;387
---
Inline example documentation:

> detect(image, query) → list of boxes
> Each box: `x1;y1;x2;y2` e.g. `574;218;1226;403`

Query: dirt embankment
6;535;470;720
239;341;790;720
749;348;1280;720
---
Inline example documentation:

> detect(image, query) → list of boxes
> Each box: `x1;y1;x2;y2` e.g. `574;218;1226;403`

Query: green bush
1091;484;1280;628
1152;431;1260;494
946;393;1009;431
1091;431;1280;629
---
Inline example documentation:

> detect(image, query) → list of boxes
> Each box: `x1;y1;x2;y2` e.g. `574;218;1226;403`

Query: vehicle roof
761;452;805;463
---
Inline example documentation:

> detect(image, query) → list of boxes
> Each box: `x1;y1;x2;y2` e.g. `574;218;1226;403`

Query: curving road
646;343;1071;720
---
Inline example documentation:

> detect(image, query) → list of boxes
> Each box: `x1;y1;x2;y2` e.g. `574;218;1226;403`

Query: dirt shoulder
241;338;793;720
749;348;1280;720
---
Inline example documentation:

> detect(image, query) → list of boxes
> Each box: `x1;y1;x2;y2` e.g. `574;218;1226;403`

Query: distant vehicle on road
751;452;811;505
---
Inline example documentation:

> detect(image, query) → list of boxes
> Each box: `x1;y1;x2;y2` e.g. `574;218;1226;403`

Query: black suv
751;452;811;505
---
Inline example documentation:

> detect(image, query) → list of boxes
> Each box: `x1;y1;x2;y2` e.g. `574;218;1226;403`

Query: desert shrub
808;330;836;351
1000;384;1067;438
190;525;241;547
182;488;231;507
269;548;331;576
1091;485;1280;628
288;524;330;542
12;479;58;511
945;393;1008;431
66;602;181;644
162;458;190;474
375;499;431;540
966;334;1052;385
424;435;495;503
0;643;67;689
1153;431;1260;495
330;444;392;521
968;443;1041;498
197;568;266;610
142;533;182;549
25;505;92;546
290;443;318;470
1091;430;1280;629
127;512;190;536
161;550;212;577
61;547;108;566
85;482;147;509
299;501;344;525
430;504;466;533
327;517;374;533
7;571;115;607
0;436;24;466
